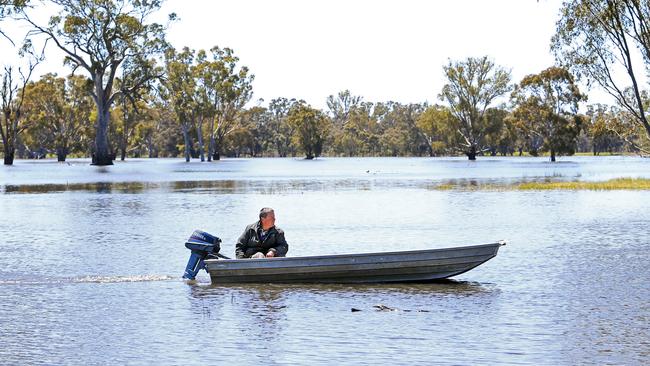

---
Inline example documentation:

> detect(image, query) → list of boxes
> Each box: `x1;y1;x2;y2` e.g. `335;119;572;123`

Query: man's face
261;212;275;228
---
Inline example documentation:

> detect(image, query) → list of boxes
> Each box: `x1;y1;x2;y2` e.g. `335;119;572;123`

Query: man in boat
235;207;289;259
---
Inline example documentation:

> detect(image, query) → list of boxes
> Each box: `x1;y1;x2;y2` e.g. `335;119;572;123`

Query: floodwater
1;156;649;365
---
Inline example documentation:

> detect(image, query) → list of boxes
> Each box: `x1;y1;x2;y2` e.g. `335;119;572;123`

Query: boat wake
73;274;177;283
0;274;177;285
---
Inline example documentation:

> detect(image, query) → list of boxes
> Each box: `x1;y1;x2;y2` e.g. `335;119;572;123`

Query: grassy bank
434;178;650;191
517;178;650;190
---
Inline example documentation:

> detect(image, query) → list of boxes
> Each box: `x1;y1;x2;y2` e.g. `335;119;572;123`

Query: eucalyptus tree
327;91;370;156
238;105;271;157
439;56;511;160
552;0;650;144
268;97;300;157
0;0;27;45
416;105;457;156
142;97;178;158
200;47;253;161
377;102;428;156
115;94;152;161
0;48;39;165
21;0;170;165
192;52;211;161
510;67;586;162
115;58;159;161
586;104;626;154
326;90;362;126
287;103;331;159
21;73;93;161
162;47;196;162
331;101;377;156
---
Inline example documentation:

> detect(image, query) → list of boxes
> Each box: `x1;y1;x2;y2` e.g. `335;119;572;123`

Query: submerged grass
516;178;650;190
432;178;650;191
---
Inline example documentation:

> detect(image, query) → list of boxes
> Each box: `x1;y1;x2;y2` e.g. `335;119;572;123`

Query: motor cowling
183;230;222;280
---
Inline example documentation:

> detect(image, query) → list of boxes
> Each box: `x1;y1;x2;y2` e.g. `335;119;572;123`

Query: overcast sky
3;0;598;109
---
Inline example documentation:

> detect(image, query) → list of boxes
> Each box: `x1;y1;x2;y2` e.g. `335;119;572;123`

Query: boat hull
204;242;504;284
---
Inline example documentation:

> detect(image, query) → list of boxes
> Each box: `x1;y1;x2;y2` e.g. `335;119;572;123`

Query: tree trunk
56;146;67;162
466;145;477;160
92;104;113;166
3;146;14;165
550;149;556;162
196;121;205;162
212;137;221;160
147;138;156;158
305;147;314;160
182;124;191;162
207;136;214;162
119;120;128;161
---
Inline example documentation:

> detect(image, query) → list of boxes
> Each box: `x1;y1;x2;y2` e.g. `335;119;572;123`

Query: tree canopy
439;56;512;160
510;66;586;161
552;0;650;144
21;0;171;165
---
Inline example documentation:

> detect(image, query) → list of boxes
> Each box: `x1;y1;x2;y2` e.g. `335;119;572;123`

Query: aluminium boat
201;241;505;284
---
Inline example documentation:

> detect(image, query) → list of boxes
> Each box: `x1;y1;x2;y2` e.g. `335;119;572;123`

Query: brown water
1;157;649;365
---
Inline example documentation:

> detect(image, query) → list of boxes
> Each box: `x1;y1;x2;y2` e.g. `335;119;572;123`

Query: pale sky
159;0;566;108
3;0;607;109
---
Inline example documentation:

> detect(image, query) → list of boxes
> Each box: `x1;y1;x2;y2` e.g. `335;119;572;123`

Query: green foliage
22;0;169;165
287;103;331;159
0;0;28;44
21;73;93;160
268;97;300;157
585;104;625;154
162;45;253;162
196;46;254;160
439;56;512;159
510;66;586;161
162;46;196;162
552;0;650;142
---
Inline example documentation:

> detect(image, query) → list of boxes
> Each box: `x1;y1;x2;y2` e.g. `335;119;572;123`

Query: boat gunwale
208;254;496;273
205;241;506;265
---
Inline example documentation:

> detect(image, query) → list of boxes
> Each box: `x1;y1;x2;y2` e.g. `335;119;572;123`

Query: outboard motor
182;230;222;280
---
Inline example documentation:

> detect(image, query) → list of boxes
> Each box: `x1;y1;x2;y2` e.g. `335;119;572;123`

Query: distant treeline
1;0;649;165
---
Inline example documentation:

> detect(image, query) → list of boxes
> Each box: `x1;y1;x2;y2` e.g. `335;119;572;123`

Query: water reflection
189;280;496;307
3;181;156;194
0;176;601;195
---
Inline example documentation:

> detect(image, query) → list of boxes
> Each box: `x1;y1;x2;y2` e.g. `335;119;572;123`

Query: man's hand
266;250;276;258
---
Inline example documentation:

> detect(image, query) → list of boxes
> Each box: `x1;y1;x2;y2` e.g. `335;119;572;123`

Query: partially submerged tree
268;97;300;157
552;0;650;147
21;0;170;165
287;103;331;159
416;104;457;156
162;47;196;162
0;46;39;165
114;58;159;161
22;73;93;161
586;104;626;155
510;66;586;161
439;56;511;160
377;102;428;157
200;47;253;161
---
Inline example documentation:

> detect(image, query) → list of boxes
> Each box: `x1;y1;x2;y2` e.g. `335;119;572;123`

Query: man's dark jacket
235;221;289;259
